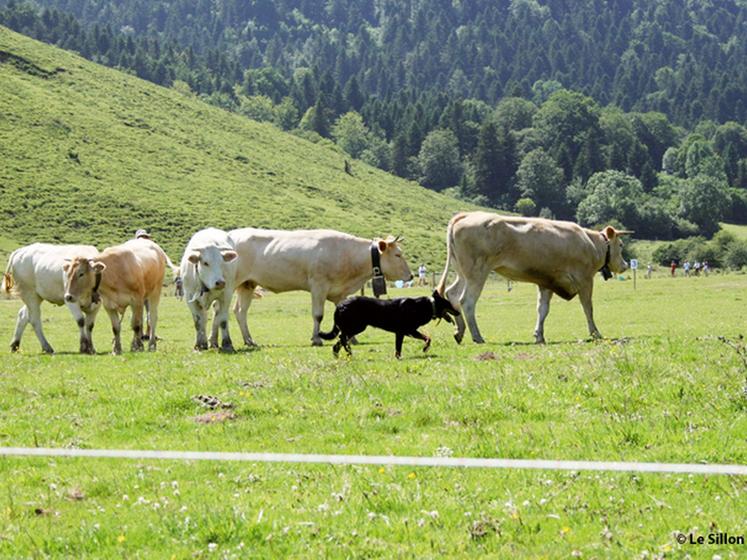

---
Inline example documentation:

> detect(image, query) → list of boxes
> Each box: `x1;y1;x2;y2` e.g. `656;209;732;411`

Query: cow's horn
617;230;634;235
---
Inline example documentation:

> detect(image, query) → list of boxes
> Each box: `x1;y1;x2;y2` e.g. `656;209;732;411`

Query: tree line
2;0;746;239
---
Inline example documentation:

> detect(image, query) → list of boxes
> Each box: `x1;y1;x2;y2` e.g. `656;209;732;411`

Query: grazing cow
63;238;170;354
319;290;460;358
179;228;238;352
228;228;413;346
2;243;100;354
437;212;629;344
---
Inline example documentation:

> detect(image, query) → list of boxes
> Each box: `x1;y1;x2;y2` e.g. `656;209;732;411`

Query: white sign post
630;259;638;290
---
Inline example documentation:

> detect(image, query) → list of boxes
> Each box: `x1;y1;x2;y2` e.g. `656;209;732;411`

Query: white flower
317;502;329;513
208;542;217;552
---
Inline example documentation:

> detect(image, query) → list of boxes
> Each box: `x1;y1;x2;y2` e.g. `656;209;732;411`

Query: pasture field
0;274;745;558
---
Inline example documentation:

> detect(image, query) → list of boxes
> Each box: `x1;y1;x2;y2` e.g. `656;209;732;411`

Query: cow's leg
66;301;92;354
142;299;152;341
234;285;258;347
106;307;123;355
130;302;145;352
460;271;489;344
578;282;602;340
83;305;100;354
533;288;554;344
25;295;54;354
444;275;466;344
215;294;235;353
394;332;405;359
310;286;328;346
409;330;431;353
10;304;30;352
209;300;221;348
188;300;209;351
146;294;160;352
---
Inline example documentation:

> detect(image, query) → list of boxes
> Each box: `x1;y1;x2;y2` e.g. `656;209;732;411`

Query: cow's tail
318;324;340;340
163;252;181;283
2;249;18;296
436;213;463;295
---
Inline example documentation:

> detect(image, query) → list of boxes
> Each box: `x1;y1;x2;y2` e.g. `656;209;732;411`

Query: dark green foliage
2;0;745;240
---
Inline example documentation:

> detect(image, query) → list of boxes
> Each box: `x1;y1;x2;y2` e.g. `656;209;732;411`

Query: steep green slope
0;27;479;266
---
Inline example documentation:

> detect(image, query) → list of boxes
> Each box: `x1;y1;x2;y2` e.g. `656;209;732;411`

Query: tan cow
228;228;413;346
63;238;169;354
437;212;629;344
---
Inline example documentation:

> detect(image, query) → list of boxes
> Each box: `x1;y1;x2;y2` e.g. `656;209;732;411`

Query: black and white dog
319;290;460;358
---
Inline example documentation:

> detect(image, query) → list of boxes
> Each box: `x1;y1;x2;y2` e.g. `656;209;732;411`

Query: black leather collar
599;233;612;281
91;270;102;304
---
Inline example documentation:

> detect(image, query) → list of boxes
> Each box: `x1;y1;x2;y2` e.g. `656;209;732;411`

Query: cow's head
377;235;413;282
187;246;237;291
63;257;105;305
431;289;460;324
602;226;631;274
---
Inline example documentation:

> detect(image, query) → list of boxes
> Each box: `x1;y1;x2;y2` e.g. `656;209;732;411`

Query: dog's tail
318;324;340;340
436;212;465;295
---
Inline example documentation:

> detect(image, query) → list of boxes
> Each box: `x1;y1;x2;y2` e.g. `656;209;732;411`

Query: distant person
703;261;710;276
670;261;676;277
646;263;653;279
417;263;427;286
174;276;184;300
683;260;691;277
694;261;701;276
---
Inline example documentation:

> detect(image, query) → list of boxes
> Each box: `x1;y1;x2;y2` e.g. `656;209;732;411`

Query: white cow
438;212;630;344
228;228;413;346
2;243;100;353
180;228;238;352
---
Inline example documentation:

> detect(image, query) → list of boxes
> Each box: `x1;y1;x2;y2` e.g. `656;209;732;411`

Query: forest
2;0;747;242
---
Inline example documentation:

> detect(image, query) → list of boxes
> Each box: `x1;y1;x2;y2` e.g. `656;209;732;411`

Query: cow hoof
194;342;208;351
453;332;463;345
220;344;235;354
472;336;485;344
131;342;144;352
10;341;20;352
42;345;55;355
423;338;431;352
311;339;323;347
112;348;122;356
395;353;401;360
535;337;546;345
148;342;157;352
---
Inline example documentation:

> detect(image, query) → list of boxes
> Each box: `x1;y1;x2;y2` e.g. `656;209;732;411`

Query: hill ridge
0;26;480;265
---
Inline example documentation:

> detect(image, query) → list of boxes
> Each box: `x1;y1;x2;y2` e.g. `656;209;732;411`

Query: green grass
720;223;747;240
1;274;745;557
0;26;480;266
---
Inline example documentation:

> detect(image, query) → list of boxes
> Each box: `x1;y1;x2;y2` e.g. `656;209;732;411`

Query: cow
179;228;238;352
228;228;413;346
319;290;460;358
437;212;630;344
2;243;100;354
63;238;170;354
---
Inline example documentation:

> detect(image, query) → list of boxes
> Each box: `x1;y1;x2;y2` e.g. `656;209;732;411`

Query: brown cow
63;239;169;354
437;212;630;344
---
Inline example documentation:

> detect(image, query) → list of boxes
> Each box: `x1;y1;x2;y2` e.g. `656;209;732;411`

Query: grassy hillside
0;26;480;266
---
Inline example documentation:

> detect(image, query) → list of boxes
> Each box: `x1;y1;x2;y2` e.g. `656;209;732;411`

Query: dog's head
431;290;460;323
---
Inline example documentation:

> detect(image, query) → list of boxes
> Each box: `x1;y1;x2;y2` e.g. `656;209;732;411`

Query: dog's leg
410;330;431;352
342;334;353;356
395;332;405;359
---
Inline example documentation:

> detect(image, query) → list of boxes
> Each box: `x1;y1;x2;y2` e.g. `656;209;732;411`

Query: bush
514;197;537;216
724;240;747;269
